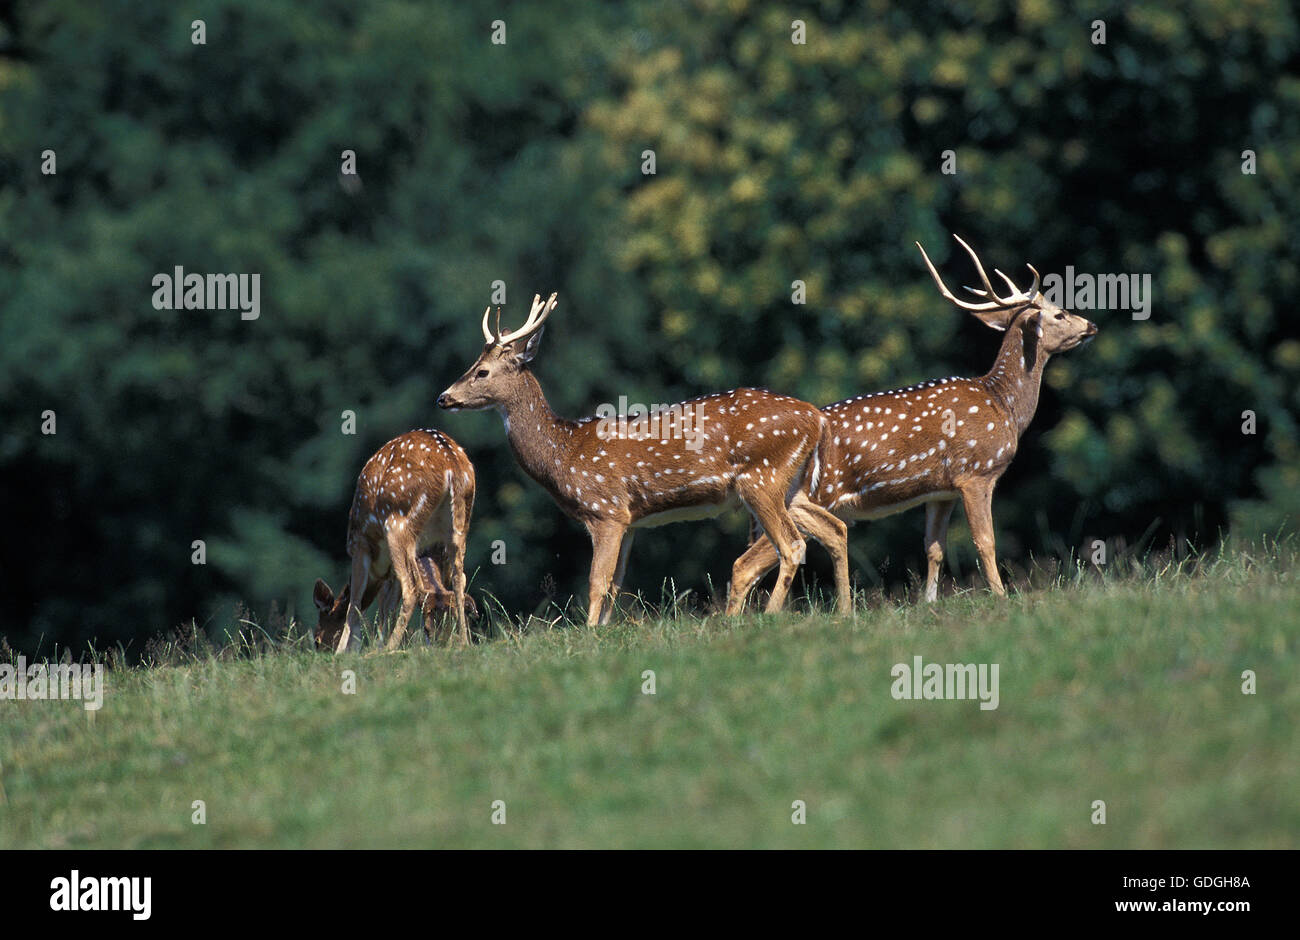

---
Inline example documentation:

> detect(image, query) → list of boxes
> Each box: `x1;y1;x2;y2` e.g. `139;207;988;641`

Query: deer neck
983;314;1049;437
496;369;573;485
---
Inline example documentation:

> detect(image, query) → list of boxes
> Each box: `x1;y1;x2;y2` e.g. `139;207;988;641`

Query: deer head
916;235;1097;354
437;292;558;412
312;579;350;651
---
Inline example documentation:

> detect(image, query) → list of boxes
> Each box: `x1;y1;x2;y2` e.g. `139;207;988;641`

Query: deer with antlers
437;292;850;624
732;235;1098;606
314;428;476;652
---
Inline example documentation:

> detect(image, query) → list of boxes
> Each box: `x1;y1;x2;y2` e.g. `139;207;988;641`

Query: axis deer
732;235;1098;606
314;428;475;652
436;292;849;624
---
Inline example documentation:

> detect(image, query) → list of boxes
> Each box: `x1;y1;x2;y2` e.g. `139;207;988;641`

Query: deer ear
313;579;334;612
517;324;545;363
970;309;1011;332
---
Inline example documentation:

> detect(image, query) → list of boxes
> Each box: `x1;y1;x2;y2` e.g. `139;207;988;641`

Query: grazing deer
436;292;848;624
732;235;1098;605
314;428;475;652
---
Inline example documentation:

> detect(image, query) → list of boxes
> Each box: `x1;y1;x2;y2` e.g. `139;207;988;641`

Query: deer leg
450;488;472;647
608;529;636;611
337;554;372;653
732;490;806;614
790;495;851;612
383;526;421;650
729;532;781;613
586;521;628;626
923;498;958;602
729;496;849;614
960;482;1006;596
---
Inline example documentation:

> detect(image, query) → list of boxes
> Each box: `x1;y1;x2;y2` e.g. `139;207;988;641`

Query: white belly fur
846;490;960;521
632;494;742;529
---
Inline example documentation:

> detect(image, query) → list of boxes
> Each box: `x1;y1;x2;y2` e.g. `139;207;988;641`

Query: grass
1;539;1297;848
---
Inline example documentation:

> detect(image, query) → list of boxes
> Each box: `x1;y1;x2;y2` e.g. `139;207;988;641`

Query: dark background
1;0;1296;655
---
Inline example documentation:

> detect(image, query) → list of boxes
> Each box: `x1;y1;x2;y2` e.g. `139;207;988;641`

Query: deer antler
496;292;557;346
479;306;509;344
916;235;1040;311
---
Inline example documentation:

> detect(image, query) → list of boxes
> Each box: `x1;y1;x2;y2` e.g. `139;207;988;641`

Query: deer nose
1085;321;1098;335
436;393;451;409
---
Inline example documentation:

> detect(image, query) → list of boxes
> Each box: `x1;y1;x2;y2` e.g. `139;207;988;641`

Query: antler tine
481;307;494;345
916;241;1006;312
963;263;1043;306
992;264;1041;303
497;291;558;346
527;292;547;323
1023;263;1041;299
952;234;1009;304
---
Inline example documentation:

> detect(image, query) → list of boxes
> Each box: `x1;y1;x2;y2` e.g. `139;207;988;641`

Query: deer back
346;429;473;559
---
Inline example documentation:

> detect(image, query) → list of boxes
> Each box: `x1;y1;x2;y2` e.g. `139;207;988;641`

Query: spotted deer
732;235;1098;606
436;292;848;624
314;428;475;652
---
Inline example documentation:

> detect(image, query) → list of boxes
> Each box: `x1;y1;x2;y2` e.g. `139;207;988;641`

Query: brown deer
732;235;1098;606
314;428;475;652
436;292;849;624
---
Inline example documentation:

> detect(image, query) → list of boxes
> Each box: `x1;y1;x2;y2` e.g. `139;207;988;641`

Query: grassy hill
2;540;1296;849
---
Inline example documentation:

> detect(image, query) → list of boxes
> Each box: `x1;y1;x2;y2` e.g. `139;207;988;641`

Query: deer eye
476;369;490;378
1055;313;1066;320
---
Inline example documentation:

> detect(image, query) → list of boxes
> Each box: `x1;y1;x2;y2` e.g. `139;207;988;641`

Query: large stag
437;292;849;623
732;236;1098;606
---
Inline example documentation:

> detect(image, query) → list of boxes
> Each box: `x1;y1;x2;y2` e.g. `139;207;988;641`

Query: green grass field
2;541;1297;849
